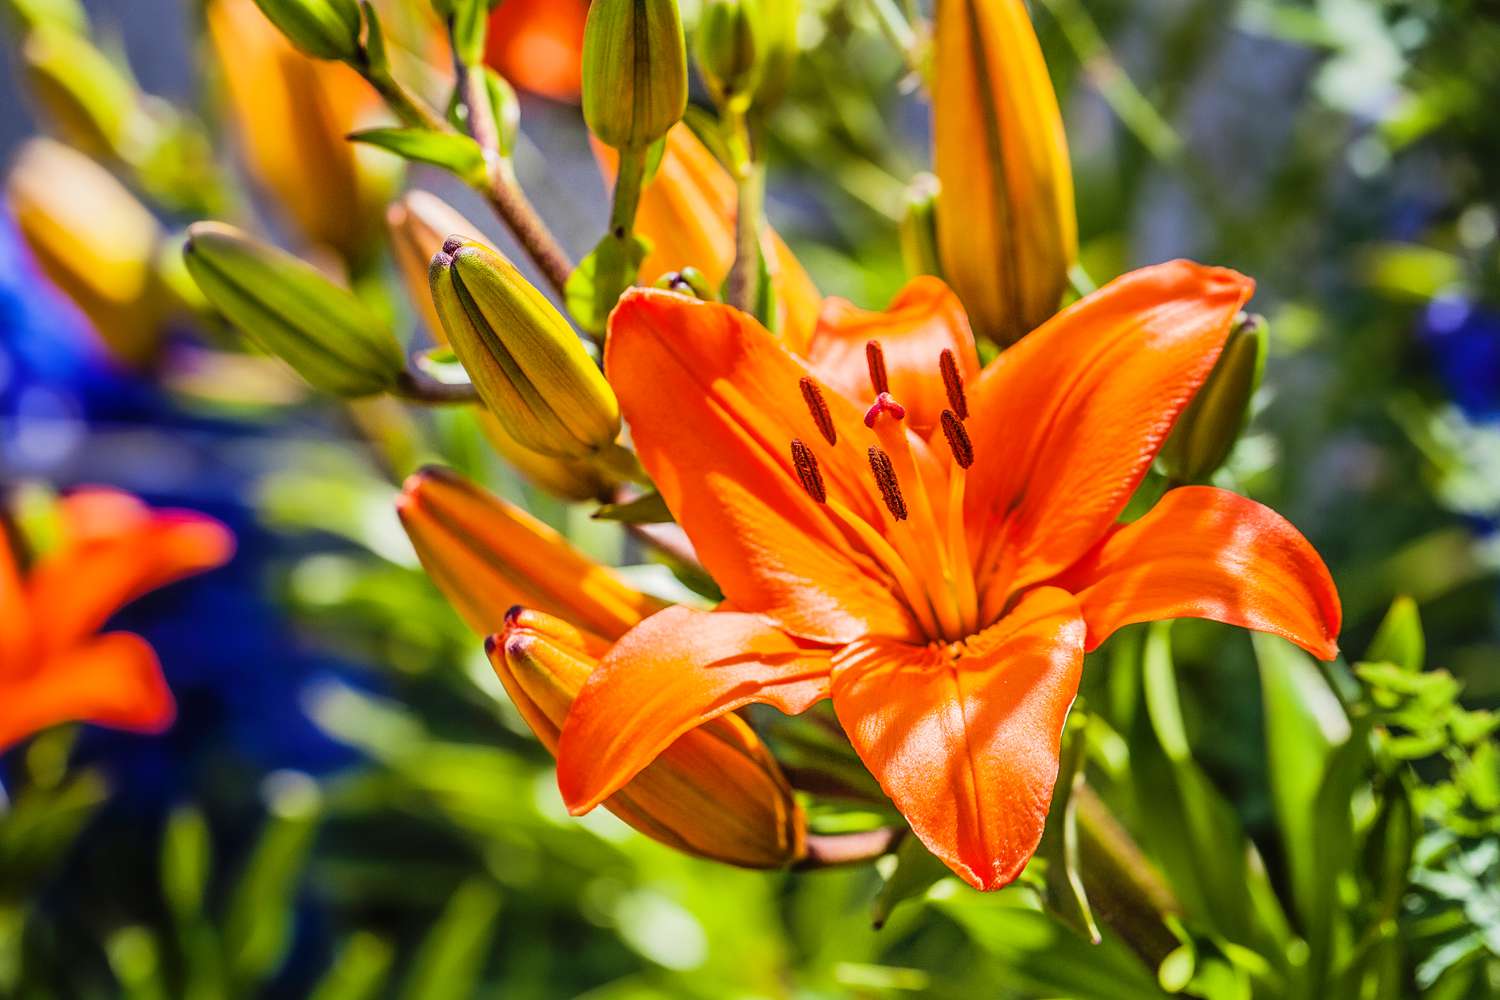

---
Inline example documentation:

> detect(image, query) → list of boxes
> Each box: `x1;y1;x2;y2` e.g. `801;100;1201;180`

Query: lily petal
964;261;1254;609
831;587;1085;891
28;490;234;655
1053;486;1342;659
606;288;920;643
0;526;29;666
556;605;833;814
0;631;174;750
805;276;980;434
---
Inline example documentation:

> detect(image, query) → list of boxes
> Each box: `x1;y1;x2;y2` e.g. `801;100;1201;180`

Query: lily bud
653;267;713;301
429;238;620;458
21;25;142;160
932;0;1076;344
183;221;405;397
396;466;662;639
249;0;361;61
493;608;806;868
695;0;758;108
1159;314;1267;484
386;191;492;345
899;172;942;280
209;0;392;259
475;410;614;503
581;0;687;150
5;139;166;367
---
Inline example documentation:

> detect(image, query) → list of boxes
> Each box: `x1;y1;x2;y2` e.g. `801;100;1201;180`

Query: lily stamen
867;447;907;521
865;339;890;396
798;377;837;445
789;438;827;503
940;349;969;419
941;410;974;469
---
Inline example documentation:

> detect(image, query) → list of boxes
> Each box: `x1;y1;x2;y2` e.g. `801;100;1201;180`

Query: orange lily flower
601;123;822;351
485;0;588;103
555;260;1341;890
0;489;234;751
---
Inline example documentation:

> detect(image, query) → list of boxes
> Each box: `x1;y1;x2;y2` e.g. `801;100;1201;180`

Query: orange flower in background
485;0;588;103
207;0;393;259
0;490;234;751
555;260;1341;890
601;123;822;351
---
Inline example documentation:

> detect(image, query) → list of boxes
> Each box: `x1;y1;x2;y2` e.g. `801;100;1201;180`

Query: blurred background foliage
0;0;1498;996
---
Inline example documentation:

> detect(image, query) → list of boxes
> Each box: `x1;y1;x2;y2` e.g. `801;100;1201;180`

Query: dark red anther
799;377;837;446
863;392;907;429
939;349;968;420
790;439;827;503
940;410;974;469
868;447;908;521
865;340;890;396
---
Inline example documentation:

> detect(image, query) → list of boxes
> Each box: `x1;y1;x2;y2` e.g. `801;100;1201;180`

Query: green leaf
398;879;502;1000
565;232;649;337
935;891;1166;1000
871;834;951;930
308;933;394;1000
592;490;674;524
161;805;212;921
223;774;322;988
348;128;487;184
1037;712;1100;943
1367;596;1425;672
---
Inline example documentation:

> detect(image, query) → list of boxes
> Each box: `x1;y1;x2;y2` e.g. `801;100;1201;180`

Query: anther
799;377;837;445
865;340;890;396
790;439;826;503
939;349;968;420
863;391;907;429
868;447;908;521
940;409;974;469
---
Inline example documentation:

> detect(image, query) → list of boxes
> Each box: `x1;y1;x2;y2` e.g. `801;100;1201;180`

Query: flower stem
797;827;904;870
392;368;481;405
724;110;765;317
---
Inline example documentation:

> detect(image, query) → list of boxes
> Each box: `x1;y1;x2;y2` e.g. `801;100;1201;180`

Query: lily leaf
566;232;649;337
1367;595;1424;672
593;491;674;524
348;128;487;185
871;834;950;930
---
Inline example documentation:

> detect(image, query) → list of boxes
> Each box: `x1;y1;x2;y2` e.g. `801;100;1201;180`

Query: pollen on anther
865;340;890;396
941;409;974;469
868;447;908;521
939;349;968;420
799;377;837;445
790;439;827;503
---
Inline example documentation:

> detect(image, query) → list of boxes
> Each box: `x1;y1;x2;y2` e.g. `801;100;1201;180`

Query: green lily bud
899;172;942;279
695;0;758;108
21;26;142;159
746;0;798;112
429;238;620;458
249;0;361;62
581;0;687;151
183;221;405;397
653;267;714;301
1159;313;1267;484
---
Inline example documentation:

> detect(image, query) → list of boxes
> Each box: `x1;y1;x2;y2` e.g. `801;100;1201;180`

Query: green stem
392;368;481;405
724;110;765;316
361;61;448;133
1073;784;1183;966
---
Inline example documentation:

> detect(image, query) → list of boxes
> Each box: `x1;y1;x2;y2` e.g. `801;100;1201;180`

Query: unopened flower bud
695;0;758;108
475;410;614;504
581;0;687;150
21;26;142;159
1160;313;1267;484
5;139;166;367
899;172;942;280
933;0;1076;344
249;0;362;61
386;190;492;344
183;221;404;396
492;608;806;867
396;466;662;639
429;238;620;458
653;266;713;301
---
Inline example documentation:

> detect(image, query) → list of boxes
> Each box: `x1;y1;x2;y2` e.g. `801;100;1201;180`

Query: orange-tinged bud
395;466;663;640
5;139;166;367
932;0;1076;345
597;123;820;350
493;608;806;868
386;190;493;345
207;0;395;259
